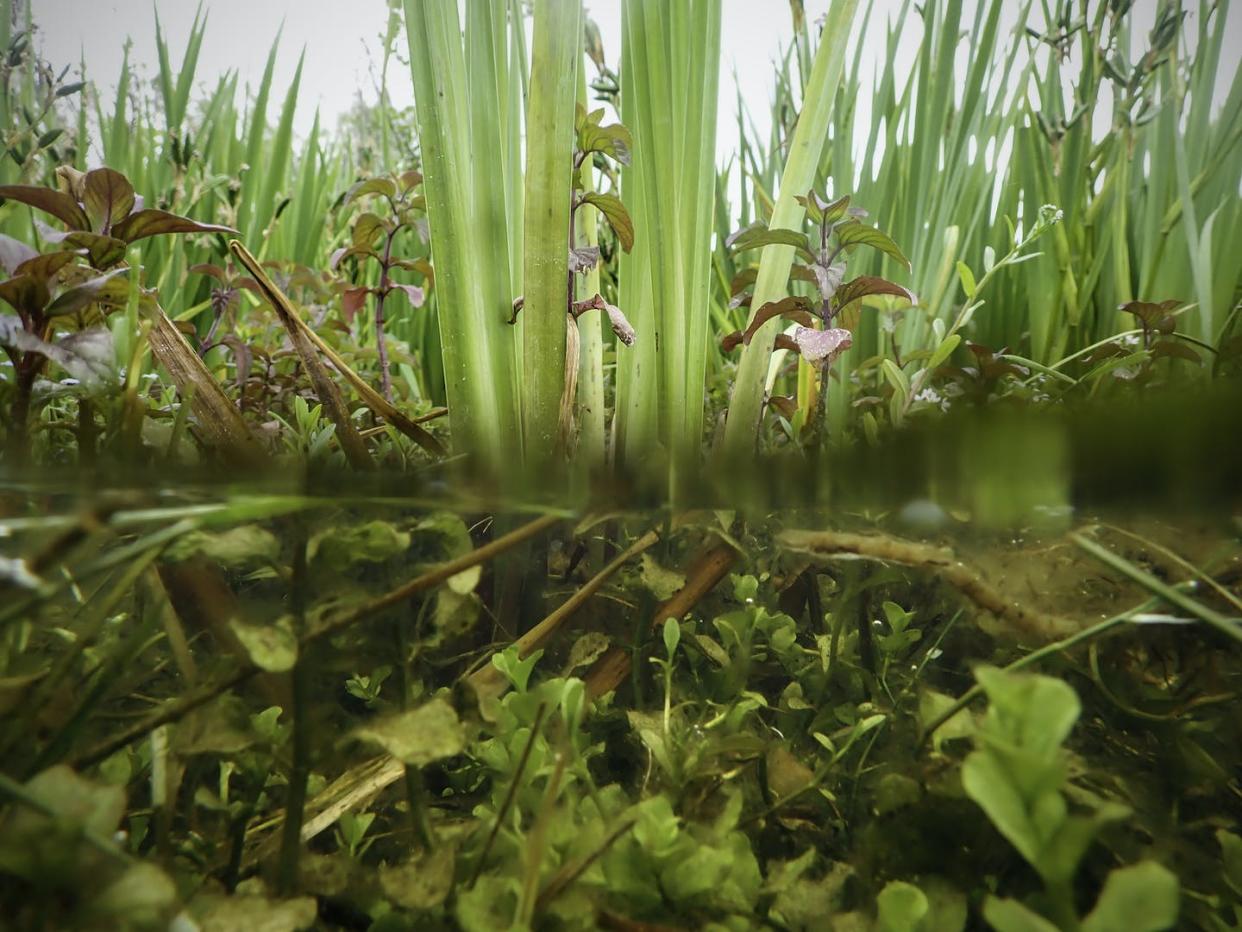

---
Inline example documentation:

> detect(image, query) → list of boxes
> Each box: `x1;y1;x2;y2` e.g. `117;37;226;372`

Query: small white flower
914;387;950;411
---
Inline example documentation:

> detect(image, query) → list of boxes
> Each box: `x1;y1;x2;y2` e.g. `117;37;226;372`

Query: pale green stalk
522;0;582;473
719;0;859;460
615;0;721;493
575;71;605;474
404;0;523;470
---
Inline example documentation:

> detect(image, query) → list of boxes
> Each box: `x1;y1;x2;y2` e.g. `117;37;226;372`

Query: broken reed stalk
229;240;445;457
777;528;1077;640
142;300;267;467
70;512;562;767
585;542;738;699
466;527;662;702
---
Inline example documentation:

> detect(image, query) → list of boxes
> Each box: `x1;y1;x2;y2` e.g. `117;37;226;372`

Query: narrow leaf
111;209;237;244
580;192;634;253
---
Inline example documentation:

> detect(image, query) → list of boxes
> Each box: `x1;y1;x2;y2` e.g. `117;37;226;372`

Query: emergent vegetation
0;0;1239;929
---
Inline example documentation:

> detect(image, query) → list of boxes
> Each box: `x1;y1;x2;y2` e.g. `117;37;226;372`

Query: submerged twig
778;528;1077;639
535;816;636;914
585;543;740;699
466;527;662;702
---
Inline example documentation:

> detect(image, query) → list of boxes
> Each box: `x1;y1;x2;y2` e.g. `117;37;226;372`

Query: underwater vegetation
0;0;1239;929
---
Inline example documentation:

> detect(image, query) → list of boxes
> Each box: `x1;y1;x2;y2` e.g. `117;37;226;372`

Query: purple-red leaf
344;177;397;207
833;221;911;269
729;267;757;296
768;394;798;419
16;251;77;281
832;276;916;315
727;224;814;262
0;275;49;318
392;283;425;308
82;168;135;235
341;286;371;323
44;267;131;318
111;209;237;244
571;292;636;346
580;192;634;253
773;334;799;354
60;231;128;269
0;185;90;230
741;296;815;345
1150;338;1201;364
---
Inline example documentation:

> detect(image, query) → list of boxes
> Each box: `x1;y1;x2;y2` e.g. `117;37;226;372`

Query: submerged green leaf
166;526;281;569
350;697;466;765
230;617;298;673
1082;861;1179;932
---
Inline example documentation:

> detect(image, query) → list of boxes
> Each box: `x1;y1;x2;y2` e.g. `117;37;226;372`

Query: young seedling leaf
230;617;298;673
834;221;911;269
1081;861;1180;932
578;115;633;165
580;192;634;252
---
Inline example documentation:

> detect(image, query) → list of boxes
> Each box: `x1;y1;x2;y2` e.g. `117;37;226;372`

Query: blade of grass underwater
719;0;860;461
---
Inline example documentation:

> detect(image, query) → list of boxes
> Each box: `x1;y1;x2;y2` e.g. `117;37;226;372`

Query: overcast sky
29;0;1241;167
36;0;869;156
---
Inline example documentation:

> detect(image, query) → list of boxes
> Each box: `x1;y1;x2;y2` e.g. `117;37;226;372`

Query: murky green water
1;392;1239;930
